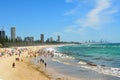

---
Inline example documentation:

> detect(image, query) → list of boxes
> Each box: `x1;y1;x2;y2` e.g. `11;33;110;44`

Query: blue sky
0;0;120;42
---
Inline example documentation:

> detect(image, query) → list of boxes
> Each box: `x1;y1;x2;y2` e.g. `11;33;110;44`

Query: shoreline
1;44;119;80
0;44;74;80
43;45;120;80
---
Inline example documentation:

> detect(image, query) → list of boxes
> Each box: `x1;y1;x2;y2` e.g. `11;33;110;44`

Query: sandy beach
0;46;51;80
0;45;76;80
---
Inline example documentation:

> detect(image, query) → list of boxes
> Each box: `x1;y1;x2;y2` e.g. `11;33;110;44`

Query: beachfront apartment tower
40;34;44;43
24;36;34;42
50;37;53;42
11;27;16;42
0;29;5;39
57;35;60;42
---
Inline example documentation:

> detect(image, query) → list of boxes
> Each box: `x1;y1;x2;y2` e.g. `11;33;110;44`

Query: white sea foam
52;58;63;63
45;48;56;52
52;58;72;65
53;53;120;78
52;53;120;78
80;64;120;77
54;52;75;60
97;66;120;77
45;47;75;60
78;61;87;65
51;44;120;78
78;59;120;77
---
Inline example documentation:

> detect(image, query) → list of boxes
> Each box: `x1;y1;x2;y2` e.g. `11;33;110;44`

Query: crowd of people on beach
0;47;27;68
0;46;55;72
0;47;28;57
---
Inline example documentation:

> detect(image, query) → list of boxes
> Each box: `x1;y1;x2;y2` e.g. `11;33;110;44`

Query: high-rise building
11;27;16;42
24;36;34;42
0;30;5;39
40;34;44;43
57;35;60;42
16;36;22;41
50;37;53;42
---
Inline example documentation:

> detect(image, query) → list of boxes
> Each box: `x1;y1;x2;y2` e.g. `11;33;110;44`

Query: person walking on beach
45;62;47;68
12;62;15;68
40;58;42;64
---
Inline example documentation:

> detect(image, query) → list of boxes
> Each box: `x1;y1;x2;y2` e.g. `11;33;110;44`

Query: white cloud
78;0;118;29
81;0;110;27
65;0;118;32
103;9;118;15
64;7;78;15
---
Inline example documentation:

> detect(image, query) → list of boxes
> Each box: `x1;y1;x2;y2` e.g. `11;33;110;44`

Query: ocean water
52;43;120;78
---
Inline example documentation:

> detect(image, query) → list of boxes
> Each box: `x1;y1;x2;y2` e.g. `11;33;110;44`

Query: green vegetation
0;36;79;48
0;35;9;47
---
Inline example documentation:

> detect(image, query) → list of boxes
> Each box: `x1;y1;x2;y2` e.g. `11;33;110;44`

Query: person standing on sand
45;62;47;68
12;62;15;68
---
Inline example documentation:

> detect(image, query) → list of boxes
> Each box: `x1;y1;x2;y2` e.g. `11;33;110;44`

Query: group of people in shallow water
37;58;47;69
36;49;54;68
35;48;55;70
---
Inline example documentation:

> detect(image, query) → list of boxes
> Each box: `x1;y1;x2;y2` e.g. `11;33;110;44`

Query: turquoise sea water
56;43;120;68
53;43;120;77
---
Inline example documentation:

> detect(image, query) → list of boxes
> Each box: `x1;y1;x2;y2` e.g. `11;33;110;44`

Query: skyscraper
0;29;5;39
11;27;16;42
40;34;44;43
50;37;53;42
57;35;60;42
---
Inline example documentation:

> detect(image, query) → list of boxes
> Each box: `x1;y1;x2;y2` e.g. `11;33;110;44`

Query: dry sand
0;46;50;80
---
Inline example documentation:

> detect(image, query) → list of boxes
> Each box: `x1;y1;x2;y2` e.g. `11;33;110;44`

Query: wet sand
46;59;120;80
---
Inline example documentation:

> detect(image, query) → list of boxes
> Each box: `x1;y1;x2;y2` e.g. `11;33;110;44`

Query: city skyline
0;27;60;42
0;0;120;42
